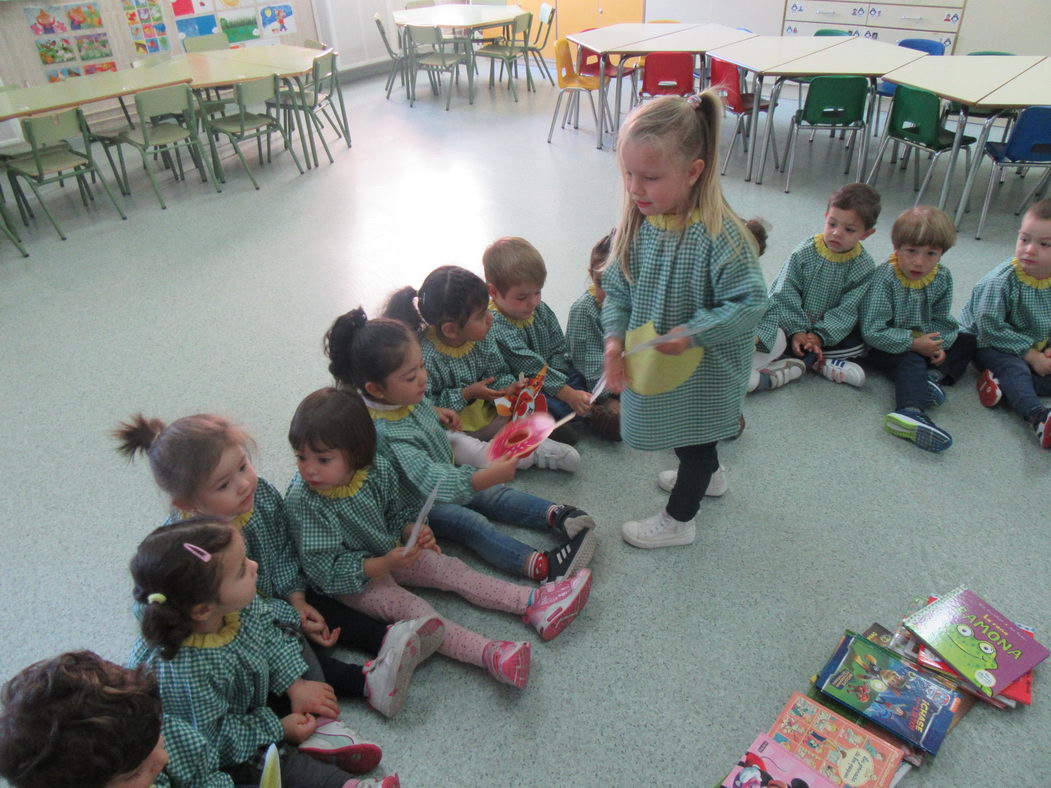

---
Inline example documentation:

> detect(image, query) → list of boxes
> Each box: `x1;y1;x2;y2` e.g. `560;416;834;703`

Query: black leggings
667;442;718;522
306;589;389;699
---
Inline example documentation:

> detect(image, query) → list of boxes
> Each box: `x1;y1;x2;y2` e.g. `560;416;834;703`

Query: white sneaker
747;369;762;392
756;358;806;390
299;718;382;774
621;510;696;548
819;358;865;387
364;615;444;718
531;438;580;472
657;466;727;496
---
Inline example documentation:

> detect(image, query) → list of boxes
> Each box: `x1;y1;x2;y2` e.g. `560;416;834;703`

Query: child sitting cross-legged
860;206;976;452
284;387;594;690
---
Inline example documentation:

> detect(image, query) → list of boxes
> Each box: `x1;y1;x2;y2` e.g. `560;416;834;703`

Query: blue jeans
975;346;1051;420
865;332;976;411
428;484;554;577
544;366;588;420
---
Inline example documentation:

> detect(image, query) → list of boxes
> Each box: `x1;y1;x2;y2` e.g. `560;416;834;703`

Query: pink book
721;734;837;788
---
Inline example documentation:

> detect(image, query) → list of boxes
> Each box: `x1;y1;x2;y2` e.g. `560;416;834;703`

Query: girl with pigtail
602;93;768;550
127;518;398;788
385;264;579;472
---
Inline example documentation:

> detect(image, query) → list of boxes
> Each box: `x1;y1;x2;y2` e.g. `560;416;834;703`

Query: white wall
644;0;784;34
311;0;396;69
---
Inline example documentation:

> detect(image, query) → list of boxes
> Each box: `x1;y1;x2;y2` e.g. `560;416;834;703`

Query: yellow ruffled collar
815;233;863;262
184;612;241;648
890;253;939;288
645;209;702;231
317;467;369;499
178;508;252;531
587;284;602;302
489;299;534;328
425;326;475;357
1012;258;1051;289
363;395;415;421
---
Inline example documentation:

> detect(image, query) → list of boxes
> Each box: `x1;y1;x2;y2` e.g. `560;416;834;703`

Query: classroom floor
1;65;1049;787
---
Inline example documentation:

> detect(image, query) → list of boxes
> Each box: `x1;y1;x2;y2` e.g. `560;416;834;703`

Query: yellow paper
624;322;703;396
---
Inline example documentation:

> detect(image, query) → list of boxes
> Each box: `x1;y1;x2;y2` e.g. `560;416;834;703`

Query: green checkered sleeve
490;302;571;395
566;291;605;389
422;333;516;412
249;479;308;599
961;259;1051;355
766;241;819;337
861;264;918;353
159;714;233;788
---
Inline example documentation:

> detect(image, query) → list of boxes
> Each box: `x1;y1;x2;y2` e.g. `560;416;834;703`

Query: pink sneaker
344;776;400;788
522;568;592;641
299;717;382;774
482;640;531;688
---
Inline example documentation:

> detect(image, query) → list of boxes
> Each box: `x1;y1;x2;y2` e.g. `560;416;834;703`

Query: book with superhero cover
768;692;904;787
904;587;1048;702
911;593;1037;706
815;632;961;755
862;623;896;649
720;734;837;788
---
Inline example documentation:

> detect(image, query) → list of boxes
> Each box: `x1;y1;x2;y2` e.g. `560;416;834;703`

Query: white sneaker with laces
621;510;696;548
819;358;865;387
530;438;580;472
364;615;444;718
657;466;727;496
299;718;382;774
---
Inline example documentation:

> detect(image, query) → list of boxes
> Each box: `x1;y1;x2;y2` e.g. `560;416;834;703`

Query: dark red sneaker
1036;410;1051;449
976;369;1002;407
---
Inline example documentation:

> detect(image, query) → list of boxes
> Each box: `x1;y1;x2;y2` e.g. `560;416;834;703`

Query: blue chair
976;106;1051;239
874;38;946;134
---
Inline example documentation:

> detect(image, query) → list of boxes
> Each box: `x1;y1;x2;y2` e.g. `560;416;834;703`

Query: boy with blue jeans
483;237;592;442
961;199;1051;448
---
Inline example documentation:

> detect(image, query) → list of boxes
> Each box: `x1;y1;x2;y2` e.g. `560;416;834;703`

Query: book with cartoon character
768;692;903;787
720;734;837;788
815;632;960;755
904;588;1048;702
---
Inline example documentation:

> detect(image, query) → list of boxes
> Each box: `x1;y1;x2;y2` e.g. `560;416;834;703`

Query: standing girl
385;264;578;471
603;94;768;549
324;308;597;584
127;518;397;788
285;387;593;690
114;414;436;717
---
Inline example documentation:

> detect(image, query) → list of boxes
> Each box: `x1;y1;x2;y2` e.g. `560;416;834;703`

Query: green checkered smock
421;327;517;431
156;715;233;787
566;287;605;390
860;257;959;354
285;457;408;597
367;398;476;508
128;596;306;776
489;300;572;396
166;478;306;601
602;213;768;450
756;234;876;352
960;258;1051;354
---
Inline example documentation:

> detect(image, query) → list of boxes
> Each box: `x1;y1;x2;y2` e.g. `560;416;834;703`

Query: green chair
0;86;70;165
527;3;556;86
790;29;851;106
112;84;220;209
783;75;869;192
183;32;229;53
6;108;125;240
473;12;533;101
866;84;976;205
201;75;304;190
406;25;473;110
375;13;408;100
266;50;350;168
0;194;29;257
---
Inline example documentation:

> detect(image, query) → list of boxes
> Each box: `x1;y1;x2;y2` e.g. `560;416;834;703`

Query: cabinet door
867;4;963;33
784;1;869;26
557;0;643;39
784;21;865;37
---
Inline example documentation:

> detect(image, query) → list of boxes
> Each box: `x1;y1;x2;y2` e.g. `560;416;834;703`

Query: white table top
610;23;756;56
565;23;698;54
762;37;928;78
881;55;1045;105
706;35;852;74
392;4;524;29
976;58;1051;108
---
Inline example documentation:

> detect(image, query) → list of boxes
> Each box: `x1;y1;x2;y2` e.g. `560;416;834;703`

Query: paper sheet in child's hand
622;325;703;356
404;485;439;553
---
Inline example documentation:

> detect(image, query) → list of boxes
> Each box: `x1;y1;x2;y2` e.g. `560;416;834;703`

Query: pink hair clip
183;543;212;562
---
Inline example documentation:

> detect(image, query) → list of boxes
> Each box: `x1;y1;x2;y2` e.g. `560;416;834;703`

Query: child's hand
789;332;810;356
801;332;824;363
560;385;593;417
930;348;946;366
463;378;503;401
385;542;423;571
472;452;518;490
287;678;339;719
1025;349;1051;376
604;339;627;393
414;523;441;553
289;595;341;648
435;406;462;431
281;713;316;744
504;379;529;397
911;332;944;358
655;325;691;356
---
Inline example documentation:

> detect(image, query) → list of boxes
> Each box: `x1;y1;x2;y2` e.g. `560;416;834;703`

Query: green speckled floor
1;68;1048;787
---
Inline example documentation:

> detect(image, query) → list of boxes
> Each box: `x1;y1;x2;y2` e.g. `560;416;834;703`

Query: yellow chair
547;38;604;143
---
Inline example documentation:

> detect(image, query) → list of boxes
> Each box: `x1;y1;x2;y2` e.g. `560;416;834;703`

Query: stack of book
717;587;1048;787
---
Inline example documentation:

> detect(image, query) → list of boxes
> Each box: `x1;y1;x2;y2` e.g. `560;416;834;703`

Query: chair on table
866;84;975;205
637;52;694;101
374;14;408;100
709;56;778;176
873;38;945;134
6;108;125;240
182;32;229;53
975;106;1051;239
527;3;556;85
474;12;533;101
200;75;304;190
782;75;869;192
405;25;473;110
547;38;607;143
266;50;350;168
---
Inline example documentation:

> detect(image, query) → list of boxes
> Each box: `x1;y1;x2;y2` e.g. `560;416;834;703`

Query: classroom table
879;54;1045;210
392;4;524;29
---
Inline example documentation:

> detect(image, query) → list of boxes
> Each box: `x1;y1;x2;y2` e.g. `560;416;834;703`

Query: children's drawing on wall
65;3;103;30
83;61;118;74
175;13;218;42
217;10;260;43
34;36;77;65
170;0;215;16
216;0;253;8
75;32;113;60
124;1;172;54
45;65;82;82
26;7;69;35
259;4;295;37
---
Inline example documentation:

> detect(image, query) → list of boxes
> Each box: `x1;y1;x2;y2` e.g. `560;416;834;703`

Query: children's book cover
721;734;837;788
904;587;1049;700
769;692;903;787
815;632;960;755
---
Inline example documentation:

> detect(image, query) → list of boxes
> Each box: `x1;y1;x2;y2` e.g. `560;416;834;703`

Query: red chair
576;28;638;113
638;52;695;100
709;56;779;175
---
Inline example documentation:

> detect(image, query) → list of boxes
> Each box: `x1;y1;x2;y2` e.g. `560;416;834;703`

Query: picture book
768;692;904;787
494;365;548;420
721;734;837;788
904;587;1049;700
815;632;961;754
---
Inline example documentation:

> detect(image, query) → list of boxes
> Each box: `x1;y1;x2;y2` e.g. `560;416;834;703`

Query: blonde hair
891;206;956;251
611;93;753;279
482;237;547;293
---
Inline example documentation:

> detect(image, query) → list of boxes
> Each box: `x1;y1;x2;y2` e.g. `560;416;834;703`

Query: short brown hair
482;237;547;293
891;206;956;251
1027;198;1051;221
288;387;377;470
0;651;162;788
828;182;881;229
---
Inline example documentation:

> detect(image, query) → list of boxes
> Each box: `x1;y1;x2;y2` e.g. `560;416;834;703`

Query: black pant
864;332;976;411
306;589;389;699
667;442;718;522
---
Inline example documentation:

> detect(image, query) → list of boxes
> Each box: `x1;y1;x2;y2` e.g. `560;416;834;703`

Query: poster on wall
26;6;70;34
175;12;217;39
217;9;259;43
170;0;214;17
123;0;171;54
45;65;82;82
27;3;114;81
34;36;76;64
75;32;112;60
64;3;103;30
84;61;117;74
259;3;293;37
